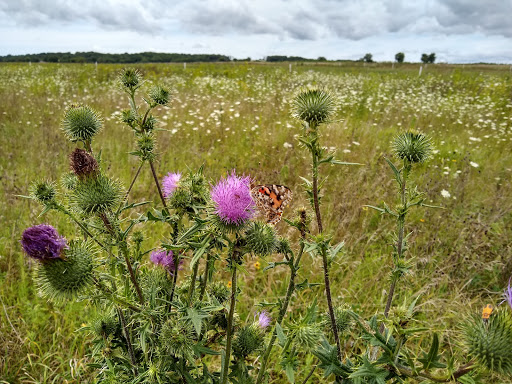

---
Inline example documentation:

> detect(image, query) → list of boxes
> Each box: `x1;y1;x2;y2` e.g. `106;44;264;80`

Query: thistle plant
18;69;512;384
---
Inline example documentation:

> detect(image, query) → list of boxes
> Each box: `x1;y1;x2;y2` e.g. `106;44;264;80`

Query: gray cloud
1;0;511;41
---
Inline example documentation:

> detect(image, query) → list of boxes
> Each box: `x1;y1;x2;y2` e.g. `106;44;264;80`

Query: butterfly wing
251;185;292;225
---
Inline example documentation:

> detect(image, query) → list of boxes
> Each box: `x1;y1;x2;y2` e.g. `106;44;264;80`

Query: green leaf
384;157;402;186
329;159;363;166
190;236;211;269
276;323;287;347
284;362;295;383
186;307;209;336
418;333;446;370
295;279;321;291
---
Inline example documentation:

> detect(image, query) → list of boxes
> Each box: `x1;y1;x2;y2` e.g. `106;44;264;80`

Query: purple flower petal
211;170;255;225
150;249;183;275
162;172;181;198
21;224;67;261
504;276;512;310
256;311;271;329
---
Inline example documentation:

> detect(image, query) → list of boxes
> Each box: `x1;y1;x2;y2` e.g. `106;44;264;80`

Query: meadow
0;61;511;383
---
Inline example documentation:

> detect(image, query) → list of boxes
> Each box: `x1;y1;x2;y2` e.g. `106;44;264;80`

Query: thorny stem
383;164;409;321
301;365;317;384
221;250;239;384
256;236;306;384
99;213;144;306
116;161;144;215
188;260;200;303
149;159;169;212
199;253;211;301
395;361;475;382
117;307;138;375
170;253;180;303
311;142;342;360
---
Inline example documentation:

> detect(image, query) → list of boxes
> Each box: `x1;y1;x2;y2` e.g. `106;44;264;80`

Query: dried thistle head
69;148;98;178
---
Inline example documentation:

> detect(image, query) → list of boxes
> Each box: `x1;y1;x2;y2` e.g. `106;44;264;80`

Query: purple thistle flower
150;249;182;274
503;277;512;310
211;171;255;225
256;311;271;329
21;224;67;261
162;172;181;198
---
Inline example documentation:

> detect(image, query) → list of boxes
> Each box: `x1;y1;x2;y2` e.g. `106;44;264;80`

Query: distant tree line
0;51;231;63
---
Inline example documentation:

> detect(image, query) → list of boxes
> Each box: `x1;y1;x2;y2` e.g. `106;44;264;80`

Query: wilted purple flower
162;172;181;198
150;249;182;274
503;277;512;310
256;311;271;329
211;171;255;225
21;224;67;261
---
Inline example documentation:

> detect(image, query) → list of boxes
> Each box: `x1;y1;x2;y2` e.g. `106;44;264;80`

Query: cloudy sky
1;0;511;63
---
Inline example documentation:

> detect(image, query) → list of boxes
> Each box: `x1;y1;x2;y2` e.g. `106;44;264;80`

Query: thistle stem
301;365;317;384
311;144;342;360
188;260;200;303
149;159;169;211
116;307;138;374
256;241;305;384
170;253;180;303
199;253;211;301
92;276;141;312
221;254;238;384
116;161;144;216
120;243;145;306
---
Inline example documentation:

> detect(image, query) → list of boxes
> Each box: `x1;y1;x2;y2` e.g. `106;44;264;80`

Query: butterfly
250;184;293;225
482;304;493;321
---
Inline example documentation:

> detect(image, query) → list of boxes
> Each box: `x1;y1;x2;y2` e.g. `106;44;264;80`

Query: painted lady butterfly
250;184;293;225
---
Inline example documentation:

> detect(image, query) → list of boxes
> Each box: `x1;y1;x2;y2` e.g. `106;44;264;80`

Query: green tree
428;52;436;63
363;53;373;63
421;53;429;63
395;52;405;63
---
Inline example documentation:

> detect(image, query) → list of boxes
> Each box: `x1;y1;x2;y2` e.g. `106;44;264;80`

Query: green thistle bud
121;109;137;128
35;240;95;301
276;237;292;255
141;268;173;303
245;221;278;257
119;68;142;90
131;231;144;244
61;173;78;190
71;174;123;214
463;310;512;375
159;317;196;359
148;85;170;105
292;89;336;126
30;180;57;206
61;104;102;143
233;324;265;358
392;131;433;164
136;133;156;162
292;324;322;350
141;114;157;132
91;312;120;338
327;304;353;334
208;281;230;304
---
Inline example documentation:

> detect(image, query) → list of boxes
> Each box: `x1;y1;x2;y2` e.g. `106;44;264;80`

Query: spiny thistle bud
148;85;170;105
463;309;512;375
141;114;157;132
233;324;265;358
135;133;156;161
141;268;173;302
71;175;123;214
276;237;292;255
30;180;57;206
159;317;196;359
61;173;78;190
69;148;99;178
392;131;433;164
292;89;336;126
119;68;142;90
245;221;278;257
292;324;322;350
35;240;95;301
208;281;230;304
121;109;137;128
131;231;144;245
91;313;120;338
61;104;102;143
325;304;353;334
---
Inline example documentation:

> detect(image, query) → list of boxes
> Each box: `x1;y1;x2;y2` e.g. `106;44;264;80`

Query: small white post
419;65;423;76
184;62;186;70
289;63;292;73
392;62;394;69
29;61;31;66
95;61;98;71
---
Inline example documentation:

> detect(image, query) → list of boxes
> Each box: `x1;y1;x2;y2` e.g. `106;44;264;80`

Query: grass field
1;61;511;383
